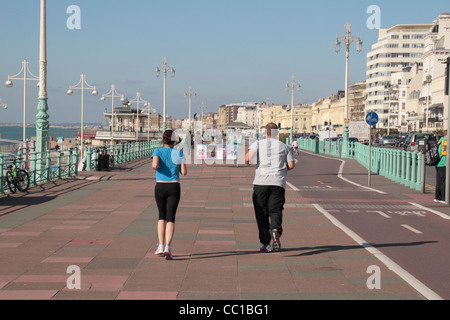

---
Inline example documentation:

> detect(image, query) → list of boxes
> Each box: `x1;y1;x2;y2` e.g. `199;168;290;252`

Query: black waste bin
97;147;109;171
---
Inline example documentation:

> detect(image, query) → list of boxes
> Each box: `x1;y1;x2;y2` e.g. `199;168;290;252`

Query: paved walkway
0;153;436;301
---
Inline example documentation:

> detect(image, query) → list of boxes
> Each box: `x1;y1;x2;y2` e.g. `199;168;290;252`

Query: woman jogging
151;130;187;260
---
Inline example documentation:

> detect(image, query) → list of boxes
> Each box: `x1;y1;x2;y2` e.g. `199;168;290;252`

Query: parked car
395;133;409;148
404;133;439;152
379;135;396;146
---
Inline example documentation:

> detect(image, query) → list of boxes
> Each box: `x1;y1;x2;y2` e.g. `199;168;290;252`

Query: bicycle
4;159;30;194
289;146;299;157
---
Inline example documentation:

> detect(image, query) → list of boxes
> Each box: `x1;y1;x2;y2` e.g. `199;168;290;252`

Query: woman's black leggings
155;183;181;223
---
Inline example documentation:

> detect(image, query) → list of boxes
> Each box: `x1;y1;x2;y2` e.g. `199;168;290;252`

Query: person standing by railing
151;130;187;260
435;130;447;203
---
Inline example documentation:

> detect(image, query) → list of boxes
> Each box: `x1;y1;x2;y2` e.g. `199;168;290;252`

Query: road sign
366;112;379;126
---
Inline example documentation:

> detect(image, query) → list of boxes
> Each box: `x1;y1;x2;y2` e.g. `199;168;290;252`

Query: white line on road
367;210;391;219
401;224;423;234
410;202;450;220
298;150;386;194
313;203;443;300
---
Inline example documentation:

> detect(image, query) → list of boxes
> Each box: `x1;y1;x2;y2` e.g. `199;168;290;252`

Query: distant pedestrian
245;123;295;252
435;130;447;204
151;130;187;260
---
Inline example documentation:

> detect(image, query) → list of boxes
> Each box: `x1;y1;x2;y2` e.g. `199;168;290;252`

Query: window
403;35;410;39
403;44;410;48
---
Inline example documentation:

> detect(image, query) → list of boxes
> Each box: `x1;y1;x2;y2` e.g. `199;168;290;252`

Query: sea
0;126;79;143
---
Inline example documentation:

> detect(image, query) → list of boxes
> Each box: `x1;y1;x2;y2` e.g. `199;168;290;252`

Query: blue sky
0;0;448;125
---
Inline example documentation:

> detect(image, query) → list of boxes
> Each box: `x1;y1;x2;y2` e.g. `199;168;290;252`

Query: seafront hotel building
366;23;432;129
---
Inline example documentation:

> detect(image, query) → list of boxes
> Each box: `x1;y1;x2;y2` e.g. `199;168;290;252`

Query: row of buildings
94;13;450;145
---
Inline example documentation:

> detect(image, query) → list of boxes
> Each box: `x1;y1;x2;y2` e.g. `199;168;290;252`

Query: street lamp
334;23;362;158
35;0;50;166
141;105;157;143
67;74;98;158
199;102;207;136
5;60;39;143
156;57;175;132
128;92;150;140
185;86;196;132
425;75;432;132
286;76;301;143
101;84;125;148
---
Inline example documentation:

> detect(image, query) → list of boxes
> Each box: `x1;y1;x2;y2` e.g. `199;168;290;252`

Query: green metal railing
0;140;163;195
298;138;424;191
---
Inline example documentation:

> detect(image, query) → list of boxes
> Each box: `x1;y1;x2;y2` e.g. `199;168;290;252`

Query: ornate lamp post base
36;97;49;168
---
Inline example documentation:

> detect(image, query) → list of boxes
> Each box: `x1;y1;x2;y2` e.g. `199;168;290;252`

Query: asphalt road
287;150;450;300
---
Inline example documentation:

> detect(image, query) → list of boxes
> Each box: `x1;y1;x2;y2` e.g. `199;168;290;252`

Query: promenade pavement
0;150;442;302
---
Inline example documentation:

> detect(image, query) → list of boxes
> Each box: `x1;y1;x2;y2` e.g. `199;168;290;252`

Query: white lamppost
5;60;39;143
425;75;432;132
141;105;157;143
185;86;196;132
156;57;175;132
199;102;207;136
101;84;125;148
286;76;301;143
128;92;149;141
334;23;362;158
67;74;98;158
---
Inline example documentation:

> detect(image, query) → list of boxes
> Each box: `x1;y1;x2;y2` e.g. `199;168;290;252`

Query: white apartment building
421;13;450;130
382;13;450;133
366;23;432;128
233;103;260;128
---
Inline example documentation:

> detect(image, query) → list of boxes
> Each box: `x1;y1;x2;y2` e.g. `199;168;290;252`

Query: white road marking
401;224;423;234
367;210;391;218
313;203;443;300
298;150;386;194
410;202;450;220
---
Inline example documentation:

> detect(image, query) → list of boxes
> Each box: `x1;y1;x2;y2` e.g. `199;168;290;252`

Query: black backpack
425;143;441;166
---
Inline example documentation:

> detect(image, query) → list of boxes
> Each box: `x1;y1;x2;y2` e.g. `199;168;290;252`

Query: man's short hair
266;123;278;137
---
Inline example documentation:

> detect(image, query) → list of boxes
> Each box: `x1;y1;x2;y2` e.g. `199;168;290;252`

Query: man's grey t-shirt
249;138;294;189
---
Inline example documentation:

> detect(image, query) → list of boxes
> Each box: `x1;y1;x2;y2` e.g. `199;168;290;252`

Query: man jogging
245;123;295;252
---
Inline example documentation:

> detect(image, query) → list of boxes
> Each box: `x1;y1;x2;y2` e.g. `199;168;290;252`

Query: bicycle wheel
5;172;17;194
15;170;30;192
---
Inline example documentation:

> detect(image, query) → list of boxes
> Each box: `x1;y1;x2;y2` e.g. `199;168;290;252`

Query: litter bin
97;147;109;171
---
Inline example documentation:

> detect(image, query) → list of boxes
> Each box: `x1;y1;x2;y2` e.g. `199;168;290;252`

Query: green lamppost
36;0;50;167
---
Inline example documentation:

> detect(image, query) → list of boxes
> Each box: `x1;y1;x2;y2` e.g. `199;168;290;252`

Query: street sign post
366;111;379;186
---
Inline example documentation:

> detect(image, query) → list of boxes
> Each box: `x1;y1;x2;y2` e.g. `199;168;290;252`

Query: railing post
420;153;425;193
395;150;402;183
400;151;405;185
0;154;4;195
31;152;37;186
17;151;23;169
73;148;79;176
46;150;51;182
404;152;411;187
67;150;72;177
86;147;92;171
411;152;417;189
57;150;62;180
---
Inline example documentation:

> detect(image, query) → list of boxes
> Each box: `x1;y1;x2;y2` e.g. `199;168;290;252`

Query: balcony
95;130;162;141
